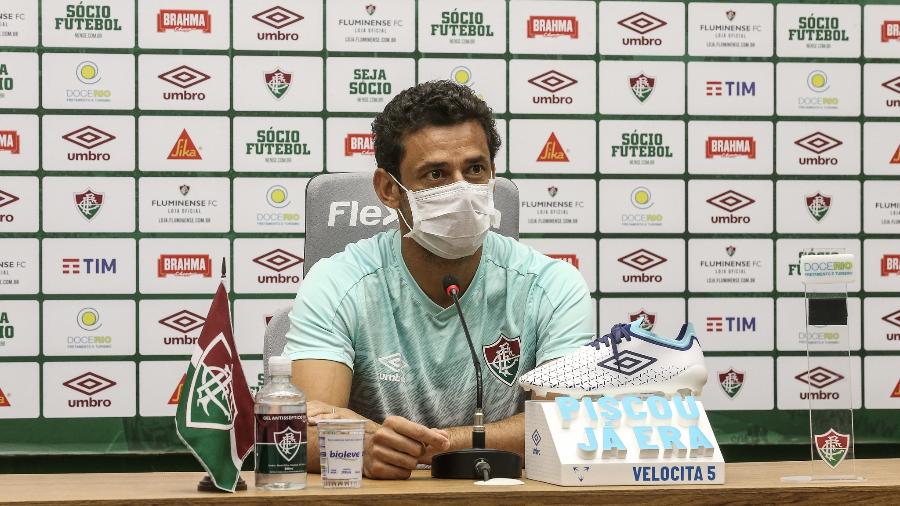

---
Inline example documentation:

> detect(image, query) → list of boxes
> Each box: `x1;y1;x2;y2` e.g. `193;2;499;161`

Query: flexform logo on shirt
618;12;666;46
61;257;116;275
62;125;115;161
157;9;211;33
706;190;756;224
882;254;900;276
528;70;577;104
252;6;303;41
158;65;210;101
883;20;900;42
344;133;374;157
794;131;842;166
706;316;756;333
158;309;205;346
795;366;844;400
618;249;667;283
705;136;756;159
253;249;302;284
157;254;212;278
536;132;568;162
527;16;578;38
0;130;20;154
64;372;116;407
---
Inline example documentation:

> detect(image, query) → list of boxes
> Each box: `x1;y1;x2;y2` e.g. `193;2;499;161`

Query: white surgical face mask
390;174;501;259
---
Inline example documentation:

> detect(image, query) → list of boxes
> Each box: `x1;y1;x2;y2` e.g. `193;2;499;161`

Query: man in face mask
284;81;593;479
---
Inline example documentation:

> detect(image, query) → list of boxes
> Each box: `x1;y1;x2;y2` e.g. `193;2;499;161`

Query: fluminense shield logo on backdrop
718;369;744;398
629;309;656;331
74;189;103;221
482;334;521;386
629;73;655;102
186;333;236;430
264;68;292;99
806;192;831;222
815;429;849;469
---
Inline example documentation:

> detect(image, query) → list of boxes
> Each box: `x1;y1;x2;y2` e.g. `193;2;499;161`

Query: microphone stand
430;275;522;481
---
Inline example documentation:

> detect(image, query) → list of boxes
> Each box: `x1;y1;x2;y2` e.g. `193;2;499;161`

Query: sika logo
62;126;115;161
705;80;756;96
706;316;756;332
718;369;744;399
881;309;900;342
629;309;656;331
159;309;205;346
618;12;666;46
0;386;8;407
881;76;900;108
61;258;117;274
536;132;569;162
157;254;212;278
527;70;577;105
794;132;842;166
158;65;210;101
344;133;374;156
806;192;831;222
64;372;116;407
527;16;578;38
253;249;303;284
169;374;187;404
628;73;655;103
265;69;292;99
74;189;104;221
706;190;755;224
0;130;19;154
253;6;304;41
705;136;756;159
795;366;844;400
547;254;579;268
882;254;900;277
882;21;900;42
891;145;900;165
157;9;211;33
168;129;201;160
618;249;667;283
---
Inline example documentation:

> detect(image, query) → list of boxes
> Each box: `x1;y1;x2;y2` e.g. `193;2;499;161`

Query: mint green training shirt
283;229;593;428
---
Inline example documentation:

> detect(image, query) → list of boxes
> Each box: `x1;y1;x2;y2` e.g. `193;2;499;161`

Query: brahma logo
883;21;900;43
536;132;569;162
882;254;900;277
159;309;205;346
62;126;115;161
168;129;201;160
629;309;656;331
815;429;849;469
629;73;655;103
157;9;211;33
795;366;844;400
64;372;116;407
547;254;578;268
794;132;842;166
718;369;744;399
158;65;210;101
806;192;831;222
527;16;578;38
74;189;103;221
706;190;755;223
705;136;756;159
706;316;756;332
344;133;374;156
157;254;212;278
0;130;20;154
705;80;755;97
618;12;666;46
253;249;303;285
253;6;303;41
618;249;666;283
527;70;577;104
61;258;116;275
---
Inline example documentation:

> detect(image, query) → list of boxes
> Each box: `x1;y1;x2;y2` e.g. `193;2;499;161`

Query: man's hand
365;416;450;479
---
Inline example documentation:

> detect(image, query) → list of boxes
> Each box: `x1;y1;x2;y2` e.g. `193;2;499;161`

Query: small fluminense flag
175;273;255;492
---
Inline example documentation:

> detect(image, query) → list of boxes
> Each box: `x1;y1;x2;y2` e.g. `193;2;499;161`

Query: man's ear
373;168;402;210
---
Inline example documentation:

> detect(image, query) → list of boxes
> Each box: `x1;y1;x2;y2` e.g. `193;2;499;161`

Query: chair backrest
262;306;292;377
303;172;519;275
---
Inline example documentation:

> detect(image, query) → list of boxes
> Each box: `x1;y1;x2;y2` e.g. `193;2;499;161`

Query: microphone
442;274;485;449
430;274;522;481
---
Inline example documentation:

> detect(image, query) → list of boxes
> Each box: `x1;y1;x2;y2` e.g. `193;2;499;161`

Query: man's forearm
439;413;525;462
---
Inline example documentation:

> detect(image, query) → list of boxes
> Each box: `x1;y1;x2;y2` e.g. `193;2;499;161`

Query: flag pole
196;257;249;493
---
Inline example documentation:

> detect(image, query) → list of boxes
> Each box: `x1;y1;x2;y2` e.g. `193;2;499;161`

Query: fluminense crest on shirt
483;334;521;387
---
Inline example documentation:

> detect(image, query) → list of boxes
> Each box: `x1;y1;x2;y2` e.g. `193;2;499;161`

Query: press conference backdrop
1;0;899;455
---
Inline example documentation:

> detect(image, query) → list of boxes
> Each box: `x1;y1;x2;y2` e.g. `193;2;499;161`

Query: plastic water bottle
254;356;307;490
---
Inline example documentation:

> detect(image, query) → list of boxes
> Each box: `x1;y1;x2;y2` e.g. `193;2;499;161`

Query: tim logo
705;81;756;96
0;130;20;154
706;316;756;332
157;254;212;278
62;258;117;275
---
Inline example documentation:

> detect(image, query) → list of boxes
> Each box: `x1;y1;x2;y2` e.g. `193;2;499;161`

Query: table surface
2;458;900;505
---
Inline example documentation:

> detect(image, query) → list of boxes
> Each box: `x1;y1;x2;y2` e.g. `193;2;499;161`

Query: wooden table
2;459;899;505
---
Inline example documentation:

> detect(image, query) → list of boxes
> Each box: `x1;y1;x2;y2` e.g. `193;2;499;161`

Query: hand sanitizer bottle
254;356;307;490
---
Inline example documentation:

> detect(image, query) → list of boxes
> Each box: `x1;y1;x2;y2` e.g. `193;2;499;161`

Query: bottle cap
269;356;292;376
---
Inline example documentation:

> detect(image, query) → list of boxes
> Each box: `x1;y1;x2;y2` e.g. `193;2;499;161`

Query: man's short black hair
372;80;501;181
